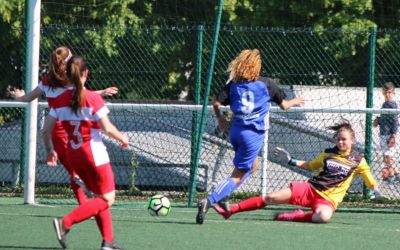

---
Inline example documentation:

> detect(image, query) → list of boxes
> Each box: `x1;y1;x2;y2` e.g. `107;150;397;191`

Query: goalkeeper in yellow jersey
214;121;382;223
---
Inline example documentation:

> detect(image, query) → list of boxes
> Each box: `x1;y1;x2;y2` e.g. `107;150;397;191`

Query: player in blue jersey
196;49;304;224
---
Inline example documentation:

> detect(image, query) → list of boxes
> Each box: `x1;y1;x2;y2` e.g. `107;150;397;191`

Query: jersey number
70;121;83;149
241;90;255;114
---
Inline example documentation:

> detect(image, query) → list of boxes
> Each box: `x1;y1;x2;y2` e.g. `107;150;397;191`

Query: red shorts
71;162;115;195
289;182;334;211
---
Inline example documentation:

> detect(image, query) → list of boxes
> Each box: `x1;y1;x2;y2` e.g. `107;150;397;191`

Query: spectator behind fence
373;82;399;184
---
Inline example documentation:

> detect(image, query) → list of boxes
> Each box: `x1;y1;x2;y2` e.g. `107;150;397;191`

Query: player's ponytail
48;46;72;88
66;56;87;114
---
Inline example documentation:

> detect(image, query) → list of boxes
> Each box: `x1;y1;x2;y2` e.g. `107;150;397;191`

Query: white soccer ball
147;194;171;216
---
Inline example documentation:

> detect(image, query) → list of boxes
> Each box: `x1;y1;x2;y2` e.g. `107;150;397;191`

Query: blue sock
208;171;251;205
238;171;251;186
208;178;237;205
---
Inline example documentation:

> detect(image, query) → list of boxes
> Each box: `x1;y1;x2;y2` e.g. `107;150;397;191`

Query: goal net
1;101;399;208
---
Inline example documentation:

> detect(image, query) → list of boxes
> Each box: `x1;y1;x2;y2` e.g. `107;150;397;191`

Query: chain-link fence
1;25;400;208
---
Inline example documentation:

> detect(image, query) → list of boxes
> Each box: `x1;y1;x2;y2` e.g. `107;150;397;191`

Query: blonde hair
227;49;261;83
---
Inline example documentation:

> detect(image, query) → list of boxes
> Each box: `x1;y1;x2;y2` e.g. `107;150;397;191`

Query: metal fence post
189;25;204;205
364;26;377;197
188;0;224;207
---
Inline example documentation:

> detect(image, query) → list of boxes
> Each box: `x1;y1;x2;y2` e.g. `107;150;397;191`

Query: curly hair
227;49;261;83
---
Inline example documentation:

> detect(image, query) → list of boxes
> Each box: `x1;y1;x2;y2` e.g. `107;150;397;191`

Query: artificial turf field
1;197;400;250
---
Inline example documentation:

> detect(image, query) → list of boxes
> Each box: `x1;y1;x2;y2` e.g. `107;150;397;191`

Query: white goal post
24;0;41;204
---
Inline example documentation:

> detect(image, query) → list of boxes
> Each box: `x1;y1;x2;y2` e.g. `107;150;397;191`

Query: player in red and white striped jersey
8;46;118;204
42;55;128;250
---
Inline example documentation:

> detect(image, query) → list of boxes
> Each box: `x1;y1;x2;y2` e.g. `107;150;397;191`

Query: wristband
288;158;297;166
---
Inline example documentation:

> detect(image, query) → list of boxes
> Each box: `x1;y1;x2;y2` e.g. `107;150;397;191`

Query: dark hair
383;82;395;91
48;46;72;89
327;120;355;140
66;56;87;114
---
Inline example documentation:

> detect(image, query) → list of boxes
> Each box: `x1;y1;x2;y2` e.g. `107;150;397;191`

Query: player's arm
279;97;305;110
273;147;319;171
99;115;129;147
94;86;119;97
213;100;229;131
356;158;384;198
260;77;304;110
213;82;231;132
358;159;378;190
42;114;58;166
8;86;44;102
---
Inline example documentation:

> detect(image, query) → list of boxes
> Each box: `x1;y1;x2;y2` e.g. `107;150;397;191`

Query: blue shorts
229;126;265;172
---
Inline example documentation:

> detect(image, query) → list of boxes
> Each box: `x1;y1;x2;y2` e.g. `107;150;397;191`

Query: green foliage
2;1;400;97
0;0;25;97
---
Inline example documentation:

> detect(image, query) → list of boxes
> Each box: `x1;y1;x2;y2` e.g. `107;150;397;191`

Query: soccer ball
147;195;171;216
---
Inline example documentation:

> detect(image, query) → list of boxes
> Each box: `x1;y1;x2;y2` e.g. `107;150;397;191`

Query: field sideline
0;197;400;250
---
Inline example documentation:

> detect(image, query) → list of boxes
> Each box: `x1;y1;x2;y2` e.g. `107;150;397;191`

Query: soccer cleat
196;198;210;224
217;196;230;213
214;204;232;220
101;240;124;250
275;209;305;221
53;217;69;249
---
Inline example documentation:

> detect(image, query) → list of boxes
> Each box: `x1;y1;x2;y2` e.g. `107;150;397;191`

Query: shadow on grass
121;219;195;225
0;246;58;249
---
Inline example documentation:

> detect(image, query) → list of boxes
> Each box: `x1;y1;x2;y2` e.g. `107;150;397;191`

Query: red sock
231;196;266;214
63;197;109;229
70;178;87;205
95;208;114;242
293;212;314;223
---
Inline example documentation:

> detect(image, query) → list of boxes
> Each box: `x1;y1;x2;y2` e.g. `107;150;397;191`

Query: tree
0;0;25;97
2;0;400;99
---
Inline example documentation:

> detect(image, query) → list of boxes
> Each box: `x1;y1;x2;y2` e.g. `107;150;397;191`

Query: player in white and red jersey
8;46;118;204
42;55;128;250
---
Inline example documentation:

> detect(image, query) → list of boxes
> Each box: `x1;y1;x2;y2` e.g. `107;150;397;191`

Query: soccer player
373;82;399;184
214;121;383;223
196;49;304;224
42;55;128;249
8;46;118;203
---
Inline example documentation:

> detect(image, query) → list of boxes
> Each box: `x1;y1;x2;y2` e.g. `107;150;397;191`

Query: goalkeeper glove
273;147;296;166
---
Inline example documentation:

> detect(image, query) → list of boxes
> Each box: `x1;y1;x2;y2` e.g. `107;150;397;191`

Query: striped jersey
38;75;70;108
38;75;71;138
49;89;111;166
308;147;377;208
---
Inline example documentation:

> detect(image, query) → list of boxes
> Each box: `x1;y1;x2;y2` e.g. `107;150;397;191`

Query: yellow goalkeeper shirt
307;147;377;209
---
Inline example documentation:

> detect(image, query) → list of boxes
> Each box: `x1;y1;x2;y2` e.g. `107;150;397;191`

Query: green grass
1;197;400;250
